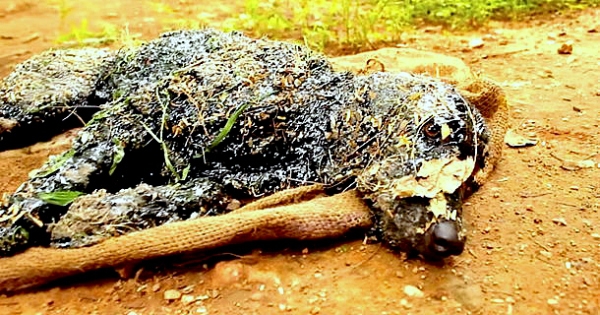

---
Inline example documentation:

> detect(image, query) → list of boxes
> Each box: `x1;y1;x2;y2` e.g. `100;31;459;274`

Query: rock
181;294;196;306
504;129;537;148
547;298;559;305
211;261;246;286
163;289;182;301
180;285;195;294
400;298;412;309
557;41;573;54
403;285;424;298
152;283;161;292
539;250;552;258
559;159;595;171
468;38;485;49
591;233;600;240
250;292;264;301
552;218;567;226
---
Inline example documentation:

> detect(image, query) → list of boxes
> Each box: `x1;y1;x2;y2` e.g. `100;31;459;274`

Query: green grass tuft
55;18;119;47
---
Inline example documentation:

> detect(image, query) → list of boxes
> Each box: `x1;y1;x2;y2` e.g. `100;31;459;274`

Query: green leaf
181;164;191;181
162;143;180;181
37;191;85;207
30;149;75;178
110;138;126;175
205;101;252;152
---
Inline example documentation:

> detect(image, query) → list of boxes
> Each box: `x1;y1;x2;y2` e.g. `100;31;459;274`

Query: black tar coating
0;29;489;256
0;49;114;150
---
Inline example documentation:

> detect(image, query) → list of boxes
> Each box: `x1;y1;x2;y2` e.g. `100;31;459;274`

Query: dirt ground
0;1;599;314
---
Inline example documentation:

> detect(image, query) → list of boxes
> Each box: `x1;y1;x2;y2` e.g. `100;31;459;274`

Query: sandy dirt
0;1;599;314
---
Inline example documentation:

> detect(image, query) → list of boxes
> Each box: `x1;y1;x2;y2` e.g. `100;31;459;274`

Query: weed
45;0;74;29
55;19;119;47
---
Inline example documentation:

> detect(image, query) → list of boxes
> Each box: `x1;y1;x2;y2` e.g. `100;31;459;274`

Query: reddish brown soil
0;1;598;314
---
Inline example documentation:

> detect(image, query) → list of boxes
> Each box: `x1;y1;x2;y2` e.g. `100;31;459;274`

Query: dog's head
355;72;490;259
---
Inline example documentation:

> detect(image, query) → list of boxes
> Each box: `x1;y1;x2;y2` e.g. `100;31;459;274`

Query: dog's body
0;29;494;259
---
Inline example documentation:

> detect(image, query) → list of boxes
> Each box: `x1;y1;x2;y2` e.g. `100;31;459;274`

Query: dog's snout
424;221;465;259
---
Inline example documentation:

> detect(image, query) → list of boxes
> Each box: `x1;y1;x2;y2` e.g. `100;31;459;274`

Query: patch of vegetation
46;0;117;47
55;18;120;47
227;0;600;52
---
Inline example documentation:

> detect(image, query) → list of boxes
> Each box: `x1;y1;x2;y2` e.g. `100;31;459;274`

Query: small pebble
181;294;196;306
250;292;264;301
539;250;552;258
468;38;485;49
164;289;182;301
552;218;567;226
547;298;559;305
557;41;573;54
591;233;600;240
400;298;412;309
403;285;424;298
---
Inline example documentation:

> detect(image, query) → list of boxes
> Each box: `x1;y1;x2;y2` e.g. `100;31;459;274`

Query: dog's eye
422;121;440;139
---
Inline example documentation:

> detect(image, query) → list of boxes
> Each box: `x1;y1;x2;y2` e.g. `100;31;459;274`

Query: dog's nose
425;221;465;258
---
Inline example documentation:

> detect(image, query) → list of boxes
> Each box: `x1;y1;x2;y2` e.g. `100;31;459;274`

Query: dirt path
0;2;599;314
